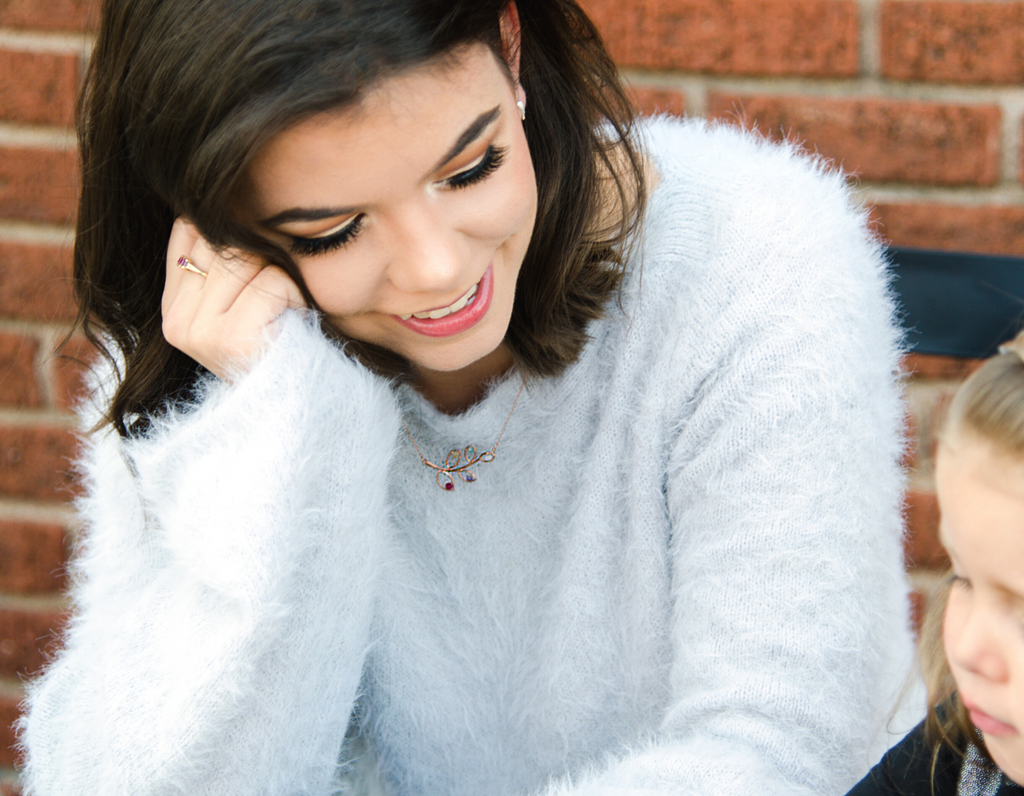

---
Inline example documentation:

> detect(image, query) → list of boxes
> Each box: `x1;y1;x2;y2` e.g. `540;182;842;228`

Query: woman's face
242;42;536;384
936;432;1024;785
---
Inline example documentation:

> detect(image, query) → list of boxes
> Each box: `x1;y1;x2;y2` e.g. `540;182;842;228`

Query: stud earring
517;100;526;121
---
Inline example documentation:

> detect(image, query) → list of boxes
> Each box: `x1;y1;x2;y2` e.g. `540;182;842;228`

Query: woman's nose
385;205;466;295
948;600;1009;683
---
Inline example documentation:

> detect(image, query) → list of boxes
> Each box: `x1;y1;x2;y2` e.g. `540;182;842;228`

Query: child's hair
920;334;1024;770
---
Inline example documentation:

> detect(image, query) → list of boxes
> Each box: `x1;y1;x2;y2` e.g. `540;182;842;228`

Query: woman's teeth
400;282;478;320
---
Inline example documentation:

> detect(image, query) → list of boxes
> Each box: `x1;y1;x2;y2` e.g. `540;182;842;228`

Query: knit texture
18;117;914;796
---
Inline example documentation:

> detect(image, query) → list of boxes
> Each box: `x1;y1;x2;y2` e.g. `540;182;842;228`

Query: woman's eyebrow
261;205;358;227
431;105;501;172
259;106;502;229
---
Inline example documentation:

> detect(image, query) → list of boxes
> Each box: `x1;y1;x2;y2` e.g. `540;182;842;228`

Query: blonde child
848;334;1024;795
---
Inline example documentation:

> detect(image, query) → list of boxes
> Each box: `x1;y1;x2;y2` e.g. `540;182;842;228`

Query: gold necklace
401;379;525;491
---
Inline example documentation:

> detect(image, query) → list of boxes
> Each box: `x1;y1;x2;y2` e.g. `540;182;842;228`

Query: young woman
17;0;914;793
848;335;1024;796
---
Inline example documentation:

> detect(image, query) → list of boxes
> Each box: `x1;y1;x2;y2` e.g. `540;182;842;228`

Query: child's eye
949;573;972;590
443;145;507;190
289;215;364;257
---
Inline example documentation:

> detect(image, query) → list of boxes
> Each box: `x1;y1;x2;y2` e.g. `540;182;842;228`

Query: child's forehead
938;430;1024;495
937;432;1024;577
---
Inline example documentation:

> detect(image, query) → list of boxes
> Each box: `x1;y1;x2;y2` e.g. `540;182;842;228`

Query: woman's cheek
458;144;537;243
454;184;534;243
301;258;379;318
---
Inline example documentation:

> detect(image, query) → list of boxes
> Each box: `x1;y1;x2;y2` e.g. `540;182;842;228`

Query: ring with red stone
176;255;208;278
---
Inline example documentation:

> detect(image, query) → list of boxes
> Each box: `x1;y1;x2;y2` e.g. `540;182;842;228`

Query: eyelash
288;145;508;258
950;574;972;590
444;145;507;189
289;216;364;257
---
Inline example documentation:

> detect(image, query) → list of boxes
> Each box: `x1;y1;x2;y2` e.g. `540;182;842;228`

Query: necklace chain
401;378;525;491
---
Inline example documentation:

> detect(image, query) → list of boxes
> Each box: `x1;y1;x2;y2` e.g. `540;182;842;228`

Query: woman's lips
392;262;494;338
965;700;1018;737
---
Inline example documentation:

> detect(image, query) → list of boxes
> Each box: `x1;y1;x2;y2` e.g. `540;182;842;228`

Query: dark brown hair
920;349;1024;774
74;0;646;436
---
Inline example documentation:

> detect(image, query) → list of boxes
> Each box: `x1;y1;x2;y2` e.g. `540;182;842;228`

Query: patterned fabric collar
958;744;1024;796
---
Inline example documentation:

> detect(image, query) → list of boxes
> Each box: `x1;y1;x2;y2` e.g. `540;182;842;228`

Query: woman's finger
162;218;306;379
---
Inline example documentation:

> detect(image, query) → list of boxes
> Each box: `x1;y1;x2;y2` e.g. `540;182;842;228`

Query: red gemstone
444;482;454;491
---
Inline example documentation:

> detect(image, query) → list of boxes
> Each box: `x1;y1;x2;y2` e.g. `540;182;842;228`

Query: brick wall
0;1;94;791
0;0;1018;788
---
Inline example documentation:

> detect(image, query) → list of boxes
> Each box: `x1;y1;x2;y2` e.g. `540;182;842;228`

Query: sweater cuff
122;310;400;599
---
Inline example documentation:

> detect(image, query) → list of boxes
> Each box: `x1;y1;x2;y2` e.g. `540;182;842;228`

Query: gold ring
176;255;208;278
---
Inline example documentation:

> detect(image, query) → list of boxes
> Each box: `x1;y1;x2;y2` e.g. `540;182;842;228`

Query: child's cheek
942;587;969;681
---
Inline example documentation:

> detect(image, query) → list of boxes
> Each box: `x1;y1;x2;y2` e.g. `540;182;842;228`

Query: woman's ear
499;1;522;81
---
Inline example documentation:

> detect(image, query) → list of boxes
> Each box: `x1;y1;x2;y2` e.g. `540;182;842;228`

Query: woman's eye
284;146;505;257
289;215;364;257
443;145;507;190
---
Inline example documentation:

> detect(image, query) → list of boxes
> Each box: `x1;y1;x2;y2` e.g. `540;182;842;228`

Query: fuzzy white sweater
19;117;914;796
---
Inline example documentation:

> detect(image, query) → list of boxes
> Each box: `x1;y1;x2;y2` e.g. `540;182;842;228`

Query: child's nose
949;602;1009;683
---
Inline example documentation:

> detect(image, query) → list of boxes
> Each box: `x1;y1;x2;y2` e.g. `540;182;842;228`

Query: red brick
882;1;1024;85
0;608;65;680
871;203;1024;257
901;354;984;381
0;334;40;409
0;0;99;31
0;693;21;769
0;241;76;323
0;521;68;595
0;51;78;127
580;0;859;78
707;93;1001;187
629;85;687;118
0;425;78;502
0;147;78;225
904;489;947;569
909;589;924;637
901;410;918;471
50;336;97;412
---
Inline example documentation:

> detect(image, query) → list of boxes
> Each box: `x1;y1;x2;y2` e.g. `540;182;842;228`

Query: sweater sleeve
540;126;914;796
17;311;401;796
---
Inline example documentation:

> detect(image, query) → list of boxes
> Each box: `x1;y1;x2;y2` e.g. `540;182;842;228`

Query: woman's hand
162;218;305;380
